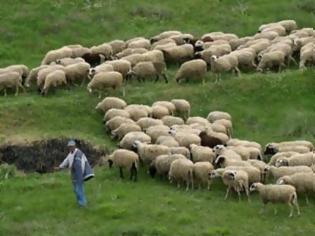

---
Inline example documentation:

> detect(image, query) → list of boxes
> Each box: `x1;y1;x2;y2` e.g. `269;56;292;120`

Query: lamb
152;101;176;115
161;44;194;64
193;162;214;190
161;115;185;127
210;54;240;81
55;57;85;66
175;59;207;83
277;173;315;204
151;105;170;119
119;131;151;150
103;108;131;122
156;136;179;147
257;51;286;72
104;59;131;79
250;183;300;217
125;104;151;121
90;43;113;59
41;47;73;65
169;129;201;148
167;146;189;158
275;152;315;167
111;123;142;140
190;144;215;163
149;154;186;179
222;170;250;201
107;149;139;181
171;99;191;121
87;71;123;98
168;158;194;191
105;116;135;131
132;141;170;165
136;117;163;131
95;97;127;113
0;72;24;96
64;62;90;85
127;61;168;83
41;70;67;95
146;125;171;143
264;165;313;180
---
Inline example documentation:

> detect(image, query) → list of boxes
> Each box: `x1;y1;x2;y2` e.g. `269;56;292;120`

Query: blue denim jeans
72;180;87;207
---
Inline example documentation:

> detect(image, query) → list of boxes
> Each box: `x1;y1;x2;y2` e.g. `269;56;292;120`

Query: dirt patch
0;138;108;173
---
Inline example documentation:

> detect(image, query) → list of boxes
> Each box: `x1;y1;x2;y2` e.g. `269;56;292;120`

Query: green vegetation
1;0;315;235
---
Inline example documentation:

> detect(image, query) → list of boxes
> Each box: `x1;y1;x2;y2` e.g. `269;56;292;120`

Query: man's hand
54;166;61;171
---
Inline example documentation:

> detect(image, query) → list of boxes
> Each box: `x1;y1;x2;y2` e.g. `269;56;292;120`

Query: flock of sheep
97;96;315;217
1;19;315;96
1;19;315;217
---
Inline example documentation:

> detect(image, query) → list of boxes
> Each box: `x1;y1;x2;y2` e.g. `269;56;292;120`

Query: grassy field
1;0;315;235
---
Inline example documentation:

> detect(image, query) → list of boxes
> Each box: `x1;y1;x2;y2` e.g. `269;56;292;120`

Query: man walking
55;140;89;207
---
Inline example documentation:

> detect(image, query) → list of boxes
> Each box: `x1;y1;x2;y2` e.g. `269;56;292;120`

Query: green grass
1;0;315;235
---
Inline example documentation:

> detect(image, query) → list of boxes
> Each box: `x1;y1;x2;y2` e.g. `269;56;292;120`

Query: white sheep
169;146;190;159
111;123;142;140
175;59;207;83
95;97;127;113
127;61;168;83
193;162;214;190
146;125;171;143
119;131;151;150
275;152;315;167
103;108;131;122
265;165;313;180
155;136;179;147
65;62;90;85
161;115;185;127
107;149;139;181
257;51;286;72
250;183;300;217
152;101;176;115
136;117;163;131
0;72;24;96
151;105;170;119
190;144;215;163
41;70;67;95
207;111;232;123
133;141;170;165
171;99;191;121
104;59;131;79
105;116;135;132
161;44;194;64
222;169;250;201
169;158;194;191
124;104;150;121
210;54;240;81
169;129;201;148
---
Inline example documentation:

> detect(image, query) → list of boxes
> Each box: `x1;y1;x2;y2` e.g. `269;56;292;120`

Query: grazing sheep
132;141;170;165
41;70;67;95
25;65;49;88
277;173;315;204
41;47;73;65
257;51;286;72
127;38;151;50
265;165;313;180
119;131;151;150
104;59;131;79
248;159;268;183
125;104;151;121
169;146;190;158
87;71;123;98
136;117;163;131
89;64;114;79
0;64;29;81
127;61;168;83
152;101;176;115
299;43;315;69
142;50;165;64
175;59;207;83
195;44;232;64
171;99;191;121
193;162;214;190
95;97;127;113
105;116;135;131
214;145;241;160
169;129;201;148
65;62;90;85
264;142;312;155
122;53;145;67
213;119;233;137
169;158;194;191
156;136;179;147
36;65;65;90
230;48;257;69
104;108;130;122
149;154;186;179
161;115;185;127
109;39;127;54
107;149;139;181
111;123;142;140
250;183;300;217
210;54;240;81
151;105;170;119
0;72;24;96
275;152;315;167
190;144;215;163
268;151;298;166
91;43;113;59
186;117;209;127
146;125;171;143
161;44;194;64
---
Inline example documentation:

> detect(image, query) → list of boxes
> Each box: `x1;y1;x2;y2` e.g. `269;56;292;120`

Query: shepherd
55;140;94;207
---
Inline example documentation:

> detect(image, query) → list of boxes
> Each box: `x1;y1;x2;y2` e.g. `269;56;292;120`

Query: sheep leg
288;202;294;217
4;89;7;97
15;84;19;96
251;61;258;69
292;195;301;216
207;180;211;191
119;167;124;179
237;189;241;201
162;73;168;83
234;67;241;77
224;186;231;200
305;194;309;205
122;86;126;97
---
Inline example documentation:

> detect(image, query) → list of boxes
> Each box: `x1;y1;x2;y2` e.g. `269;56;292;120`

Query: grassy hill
1;0;315;235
